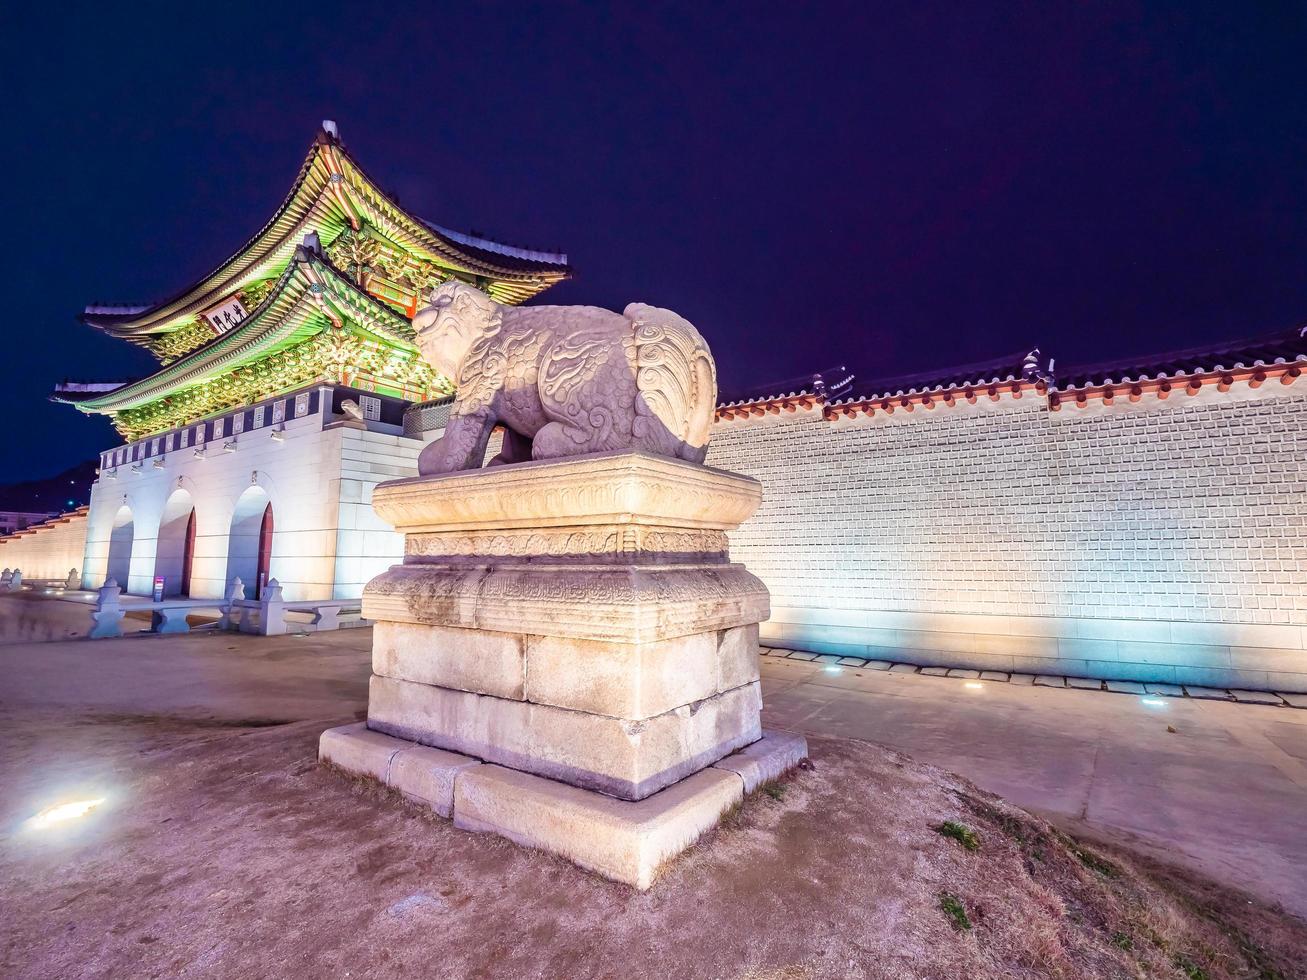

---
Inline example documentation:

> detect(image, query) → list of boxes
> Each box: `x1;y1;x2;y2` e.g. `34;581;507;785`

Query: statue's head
412;281;499;379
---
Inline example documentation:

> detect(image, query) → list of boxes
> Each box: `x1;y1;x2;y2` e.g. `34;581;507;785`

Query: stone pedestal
321;450;806;886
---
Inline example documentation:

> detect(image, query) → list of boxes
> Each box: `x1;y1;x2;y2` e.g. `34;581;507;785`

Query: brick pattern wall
706;387;1307;689
709;392;1307;626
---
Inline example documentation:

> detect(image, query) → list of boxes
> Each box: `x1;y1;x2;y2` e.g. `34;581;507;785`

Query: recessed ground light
822;666;842;674
964;682;984;689
1140;698;1167;707
26;798;105;831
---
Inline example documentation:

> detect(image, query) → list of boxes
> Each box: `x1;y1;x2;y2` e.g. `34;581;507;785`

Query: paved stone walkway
760;652;1307;918
763;646;1307;708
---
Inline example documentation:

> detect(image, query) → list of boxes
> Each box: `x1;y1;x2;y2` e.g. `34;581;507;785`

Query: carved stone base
346;451;772;802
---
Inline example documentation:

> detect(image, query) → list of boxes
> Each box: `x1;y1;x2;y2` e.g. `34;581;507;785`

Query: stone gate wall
706;383;1307;692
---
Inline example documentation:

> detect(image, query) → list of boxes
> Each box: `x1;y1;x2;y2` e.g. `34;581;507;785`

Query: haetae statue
412;283;717;475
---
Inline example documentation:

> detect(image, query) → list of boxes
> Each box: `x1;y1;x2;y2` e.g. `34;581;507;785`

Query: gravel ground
2;696;1304;979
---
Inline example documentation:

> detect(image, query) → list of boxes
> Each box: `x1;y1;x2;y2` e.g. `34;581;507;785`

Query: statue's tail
626;303;718;463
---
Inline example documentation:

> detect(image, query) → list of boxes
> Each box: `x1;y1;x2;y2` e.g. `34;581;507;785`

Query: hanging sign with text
201;296;249;335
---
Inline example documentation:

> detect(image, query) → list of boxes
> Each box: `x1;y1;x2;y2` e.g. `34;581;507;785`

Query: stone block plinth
321;720;808;889
323;450;800;884
358;451;770;802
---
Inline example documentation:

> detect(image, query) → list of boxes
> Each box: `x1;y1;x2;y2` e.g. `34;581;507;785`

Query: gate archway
106;505;134;589
154;489;196;597
225;487;274;599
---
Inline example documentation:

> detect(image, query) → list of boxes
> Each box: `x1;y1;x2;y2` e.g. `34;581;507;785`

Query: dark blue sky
4;1;1305;482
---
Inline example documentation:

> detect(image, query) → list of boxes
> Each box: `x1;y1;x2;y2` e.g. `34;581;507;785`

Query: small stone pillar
90;578;125;638
321;450;806;886
259;578;286;636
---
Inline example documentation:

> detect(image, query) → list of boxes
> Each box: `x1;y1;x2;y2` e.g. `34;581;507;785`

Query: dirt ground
3;656;1306;978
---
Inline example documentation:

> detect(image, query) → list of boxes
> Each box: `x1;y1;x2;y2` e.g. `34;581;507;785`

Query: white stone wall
83;392;426;601
0;511;87;582
706;383;1307;692
332;427;423;599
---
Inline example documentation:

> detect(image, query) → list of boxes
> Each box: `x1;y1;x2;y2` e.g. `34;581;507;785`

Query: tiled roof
833;349;1047;406
1053;325;1307;390
717;367;855;408
419;221;568;269
716;324;1307;426
82;123;571;337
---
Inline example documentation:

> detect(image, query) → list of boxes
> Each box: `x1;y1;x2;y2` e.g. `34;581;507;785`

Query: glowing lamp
26;798;105;831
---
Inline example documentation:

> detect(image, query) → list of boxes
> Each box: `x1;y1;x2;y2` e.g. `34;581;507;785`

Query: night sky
5;2;1306;483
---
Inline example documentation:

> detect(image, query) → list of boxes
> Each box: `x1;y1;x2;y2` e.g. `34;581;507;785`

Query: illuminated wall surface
0;510;88;580
706;383;1307;692
80;385;421;603
10;366;1305;692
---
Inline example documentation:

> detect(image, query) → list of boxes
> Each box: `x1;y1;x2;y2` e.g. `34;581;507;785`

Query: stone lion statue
412;282;717;474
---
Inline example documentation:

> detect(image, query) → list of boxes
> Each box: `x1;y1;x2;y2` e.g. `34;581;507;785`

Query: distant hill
0;459;99;513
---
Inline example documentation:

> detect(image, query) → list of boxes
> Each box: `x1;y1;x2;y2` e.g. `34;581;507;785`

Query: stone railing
89;577;362;639
225;578;359;636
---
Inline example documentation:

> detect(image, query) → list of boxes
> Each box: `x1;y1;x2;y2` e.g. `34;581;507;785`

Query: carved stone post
219;577;244;631
259;578;286;636
90;578;125;639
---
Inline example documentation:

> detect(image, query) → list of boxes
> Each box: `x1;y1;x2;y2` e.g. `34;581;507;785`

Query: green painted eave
59;249;416;415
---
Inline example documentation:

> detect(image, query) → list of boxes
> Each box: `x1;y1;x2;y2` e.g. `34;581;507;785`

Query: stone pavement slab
1184;686;1233;701
920;666;950;676
1009;673;1035;685
1067;677;1102;690
888;663;918;674
863;660;893;670
947;669;980;679
1279;692;1307;709
1034;675;1065;687
1229;690;1287;706
1145;683;1184;696
1106;680;1146;694
980;671;1010;682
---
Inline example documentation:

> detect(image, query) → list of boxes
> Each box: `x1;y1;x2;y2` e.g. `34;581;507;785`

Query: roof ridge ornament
322;120;339;140
1022;347;1055;387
